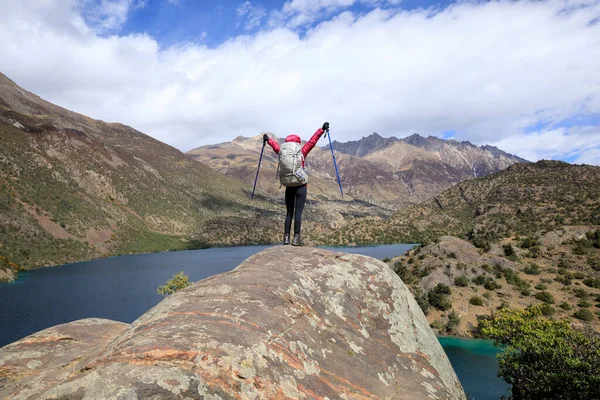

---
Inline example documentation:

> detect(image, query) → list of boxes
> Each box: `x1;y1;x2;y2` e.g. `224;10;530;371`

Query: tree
428;283;452;311
157;271;191;296
478;305;600;399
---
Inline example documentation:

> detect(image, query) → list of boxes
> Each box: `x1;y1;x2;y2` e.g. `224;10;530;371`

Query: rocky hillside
0;72;278;271
187;132;526;209
0;247;466;399
327;161;600;335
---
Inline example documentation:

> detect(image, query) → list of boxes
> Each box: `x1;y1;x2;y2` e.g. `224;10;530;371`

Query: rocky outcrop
0;247;465;399
0;268;15;283
0;319;128;399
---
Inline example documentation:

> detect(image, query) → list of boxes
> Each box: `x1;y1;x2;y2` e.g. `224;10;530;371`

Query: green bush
535;283;548;290
472;274;487;285
157;272;191;297
445;310;460;333
414;288;429;315
560;302;572;310
573;309;594;322
523;263;541;275
484;279;502;291
573;288;588;298
583;278;600;289
479;306;600;399
454;275;469;287
578;300;592;308
574;272;586;280
470;296;484;306
430;320;443;330
535;291;555;304
428;284;453;311
540;304;556;316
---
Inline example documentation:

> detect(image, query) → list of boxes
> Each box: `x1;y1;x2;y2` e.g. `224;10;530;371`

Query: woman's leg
284;186;296;235
293;185;308;235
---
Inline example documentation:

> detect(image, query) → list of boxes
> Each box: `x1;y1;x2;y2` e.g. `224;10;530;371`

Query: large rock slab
0;318;128;399
0;247;465;399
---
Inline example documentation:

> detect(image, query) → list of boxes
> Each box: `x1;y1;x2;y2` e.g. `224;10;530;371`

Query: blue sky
116;0;455;48
0;0;599;164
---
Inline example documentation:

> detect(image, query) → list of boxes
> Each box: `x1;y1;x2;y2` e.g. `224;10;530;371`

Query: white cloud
490;125;600;163
80;0;145;32
574;146;600;165
0;0;599;165
237;1;268;30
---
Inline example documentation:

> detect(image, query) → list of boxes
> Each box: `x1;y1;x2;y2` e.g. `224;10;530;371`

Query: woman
263;122;330;246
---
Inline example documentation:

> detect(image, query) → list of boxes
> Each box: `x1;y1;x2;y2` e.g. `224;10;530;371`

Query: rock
0;268;15;283
0;247;465;399
0;318;128;399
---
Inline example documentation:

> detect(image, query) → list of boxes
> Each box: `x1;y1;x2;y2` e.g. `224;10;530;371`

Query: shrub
573;272;586;280
559;302;572;310
454;275;469;287
414;289;430;315
503;244;515;257
472;274;487;285
535;283;548;291
578;300;592;308
573;288;588;299
428;284;453;311
445;310;460;333
430;320;443;330
523;263;541;275
535;291;555;304
479;306;600;399
583;278;600;289
573;309;594;322
540;304;556;316
157;272;191;297
470;296;484;306
484;279;502;291
448;251;457;259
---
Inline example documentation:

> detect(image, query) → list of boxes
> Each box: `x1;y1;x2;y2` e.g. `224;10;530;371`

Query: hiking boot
291;234;302;246
283;233;290;245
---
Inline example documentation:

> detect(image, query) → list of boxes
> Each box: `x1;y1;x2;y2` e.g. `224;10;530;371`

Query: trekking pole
251;140;266;200
325;130;343;198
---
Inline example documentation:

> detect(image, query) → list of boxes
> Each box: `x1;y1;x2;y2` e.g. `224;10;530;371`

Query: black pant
285;185;307;235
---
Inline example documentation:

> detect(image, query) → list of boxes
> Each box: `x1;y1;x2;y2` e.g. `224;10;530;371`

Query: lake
0;244;508;399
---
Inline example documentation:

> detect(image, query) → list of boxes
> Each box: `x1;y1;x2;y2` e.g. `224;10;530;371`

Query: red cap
285;134;301;144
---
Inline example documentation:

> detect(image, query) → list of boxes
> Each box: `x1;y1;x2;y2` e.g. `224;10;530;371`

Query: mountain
187;132;526;209
321;161;600;333
0;72;278;270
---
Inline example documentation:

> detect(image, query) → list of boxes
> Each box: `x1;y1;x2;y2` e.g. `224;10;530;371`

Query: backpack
278;142;308;187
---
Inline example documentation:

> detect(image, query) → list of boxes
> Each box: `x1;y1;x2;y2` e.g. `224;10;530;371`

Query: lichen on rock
0;247;465;399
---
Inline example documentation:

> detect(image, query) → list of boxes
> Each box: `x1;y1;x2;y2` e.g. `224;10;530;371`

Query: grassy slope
0;97;277;270
341;160;600;334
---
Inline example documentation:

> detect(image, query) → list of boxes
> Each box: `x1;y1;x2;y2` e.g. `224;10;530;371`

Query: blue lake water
0;244;508;398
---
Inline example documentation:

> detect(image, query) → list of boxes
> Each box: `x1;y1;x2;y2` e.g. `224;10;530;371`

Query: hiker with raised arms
263;122;330;246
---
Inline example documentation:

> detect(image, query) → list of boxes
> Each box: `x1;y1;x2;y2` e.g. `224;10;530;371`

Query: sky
0;0;599;164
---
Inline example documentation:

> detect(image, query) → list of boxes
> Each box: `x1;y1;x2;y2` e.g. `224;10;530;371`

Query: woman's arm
301;122;329;158
264;134;280;154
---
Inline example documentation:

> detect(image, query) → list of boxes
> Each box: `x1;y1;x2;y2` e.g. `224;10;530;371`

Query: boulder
0;268;15;283
0;318;128;399
0;247;465;399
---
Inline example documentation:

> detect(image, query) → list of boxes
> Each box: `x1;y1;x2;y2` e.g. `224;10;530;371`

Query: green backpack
278;142;308;187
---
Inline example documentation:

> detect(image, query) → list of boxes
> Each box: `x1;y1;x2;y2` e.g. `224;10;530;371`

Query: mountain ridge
187;130;527;208
0;72;280;272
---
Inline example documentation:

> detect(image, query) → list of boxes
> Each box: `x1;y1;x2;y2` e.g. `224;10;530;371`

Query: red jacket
266;128;325;167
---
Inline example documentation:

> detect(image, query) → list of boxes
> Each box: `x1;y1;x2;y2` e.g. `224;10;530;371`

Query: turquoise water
0;244;509;397
438;336;509;399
